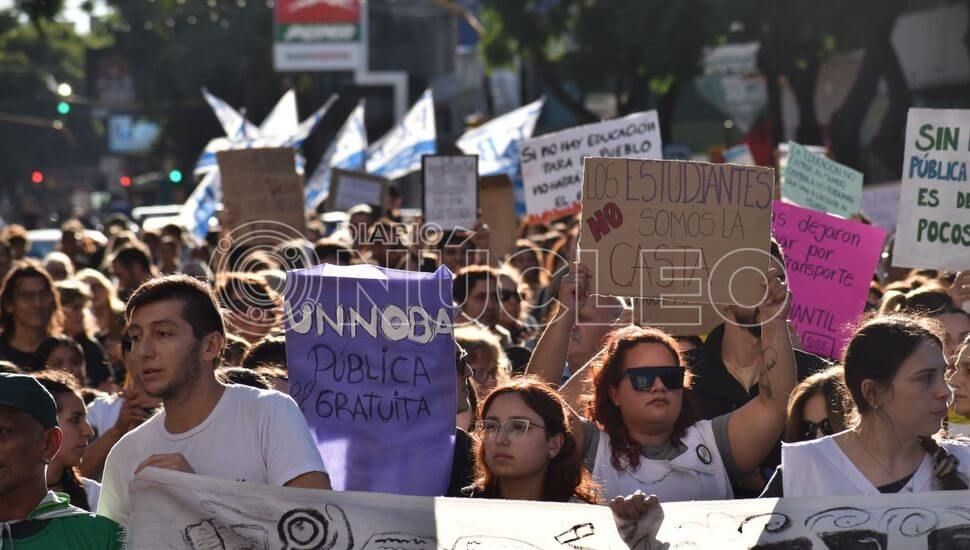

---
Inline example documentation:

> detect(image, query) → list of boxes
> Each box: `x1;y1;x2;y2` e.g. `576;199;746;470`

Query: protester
216;272;279;344
56;280;112;389
495;267;535;345
33;370;101;510
455;324;511;398
438;229;473;275
43;252;75;282
0;263;62;369
157;236;181;275
99;275;330;526
0;373;123;548
0;239;12;283
447;345;477;497
945;334;970;437
771;314;970;497
75;268;125;341
240;333;286;370
507;239;549;300
782;365;852;443
31;335;86;386
109;245;154;302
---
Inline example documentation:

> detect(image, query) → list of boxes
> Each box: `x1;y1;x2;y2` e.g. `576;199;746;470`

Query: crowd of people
1;200;970;548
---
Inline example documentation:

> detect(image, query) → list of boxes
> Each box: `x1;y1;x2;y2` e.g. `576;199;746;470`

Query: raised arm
727;268;796;474
525;262;589;387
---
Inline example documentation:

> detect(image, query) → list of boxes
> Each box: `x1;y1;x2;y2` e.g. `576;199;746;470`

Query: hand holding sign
757;268;792;327
558;262;591;318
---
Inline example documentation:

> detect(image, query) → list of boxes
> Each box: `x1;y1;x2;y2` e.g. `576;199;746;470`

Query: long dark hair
588;325;695;471
473;377;599;503
32;370;91;510
784;365;852;443
842;314;967;490
0;262;62;337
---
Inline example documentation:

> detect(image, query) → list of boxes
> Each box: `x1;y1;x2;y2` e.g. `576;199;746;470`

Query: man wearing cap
0;373;123;548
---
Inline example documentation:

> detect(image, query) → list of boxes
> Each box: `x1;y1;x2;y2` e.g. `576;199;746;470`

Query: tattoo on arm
759;346;779;400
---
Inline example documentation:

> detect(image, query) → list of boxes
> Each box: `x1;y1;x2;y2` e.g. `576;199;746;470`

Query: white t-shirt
86;393;123;439
82;477;101;510
98;384;327;526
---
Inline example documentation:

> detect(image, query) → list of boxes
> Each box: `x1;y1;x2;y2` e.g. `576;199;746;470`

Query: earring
43;458;52;464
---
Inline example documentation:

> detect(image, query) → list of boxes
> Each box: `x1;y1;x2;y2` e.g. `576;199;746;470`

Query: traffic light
119;175;132;188
30;170;44;184
168;169;183;184
56;101;71;115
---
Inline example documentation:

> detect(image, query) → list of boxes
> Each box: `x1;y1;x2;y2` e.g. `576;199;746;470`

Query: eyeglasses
498;290;520;303
623;366;685;391
470;367;496;383
800;418;834;440
475;419;545;441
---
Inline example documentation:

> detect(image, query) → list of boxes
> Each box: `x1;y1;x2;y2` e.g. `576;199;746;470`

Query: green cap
0;373;58;429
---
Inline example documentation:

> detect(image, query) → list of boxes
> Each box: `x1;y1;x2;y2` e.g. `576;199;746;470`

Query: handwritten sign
129;469;634;549
217;147;306;234
861;181;902;230
479;175;518;261
894;108;970;270
772;201;886;359
283;264;456;496
782;142;863;218
577;158;774;306
633;298;722;336
520;111;662;224
328;169;389;212
422;155;478;231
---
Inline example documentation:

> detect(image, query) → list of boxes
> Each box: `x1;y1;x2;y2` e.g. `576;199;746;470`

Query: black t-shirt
0;335;38;371
76;334;113;387
446;428;476;497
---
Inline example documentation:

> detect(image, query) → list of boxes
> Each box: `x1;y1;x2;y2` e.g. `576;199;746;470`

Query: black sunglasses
623;366;685;391
800;418;834;440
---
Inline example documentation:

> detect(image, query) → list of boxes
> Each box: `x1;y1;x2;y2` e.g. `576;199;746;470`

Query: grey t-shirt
580;414;742;482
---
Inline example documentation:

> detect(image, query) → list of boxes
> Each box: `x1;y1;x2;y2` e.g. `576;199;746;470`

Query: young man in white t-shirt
98;275;330;526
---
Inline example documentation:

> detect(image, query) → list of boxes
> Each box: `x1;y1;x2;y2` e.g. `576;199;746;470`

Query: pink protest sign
771;201;886;359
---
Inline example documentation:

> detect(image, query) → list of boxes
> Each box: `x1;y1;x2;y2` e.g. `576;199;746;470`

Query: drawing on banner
771;201;886;359
577;157;774;307
782;142;863;218
327;169;389;212
893;108;970;270
422;155;478;231
520;110;662;224
361;533;437;550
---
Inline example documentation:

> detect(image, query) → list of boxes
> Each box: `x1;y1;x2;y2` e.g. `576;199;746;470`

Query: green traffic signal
56;101;70;115
168;169;183;184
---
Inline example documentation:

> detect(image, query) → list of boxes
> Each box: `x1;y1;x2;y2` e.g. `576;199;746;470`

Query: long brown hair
588;325;695;471
473;377;599;503
0;261;62;338
784;365;852;443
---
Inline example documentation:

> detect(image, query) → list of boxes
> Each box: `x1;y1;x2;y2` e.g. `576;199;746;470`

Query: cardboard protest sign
129;469;633;549
782;141;863;218
772;201;886;359
422;155;478;231
861;181;902;230
633;298;723;336
216;147;306;234
520;110;662;224
327;169;389;212
894;108;970;270
578;158;774;306
657;489;970;548
283;264;456;496
479;174;518;262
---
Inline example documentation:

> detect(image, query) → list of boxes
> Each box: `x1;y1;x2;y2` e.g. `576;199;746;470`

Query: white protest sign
782;141;863;218
894;108;970;270
861;181;902;230
520;111;662;224
422;155;478;231
128;468;636;549
328;169;389;212
657;490;970;548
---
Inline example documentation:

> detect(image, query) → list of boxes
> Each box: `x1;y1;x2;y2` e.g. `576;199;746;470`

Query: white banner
894;108;970;270
519;111;662;223
128;468;636;549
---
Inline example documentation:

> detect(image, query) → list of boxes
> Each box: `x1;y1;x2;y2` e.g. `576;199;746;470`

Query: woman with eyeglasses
553;267;796;502
770;314;970;497
783;365;851;443
467;377;665;546
0;262;62;370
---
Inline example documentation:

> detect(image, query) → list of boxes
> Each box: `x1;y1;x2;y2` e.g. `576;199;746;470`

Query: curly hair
587;325;695;471
472;377;599;503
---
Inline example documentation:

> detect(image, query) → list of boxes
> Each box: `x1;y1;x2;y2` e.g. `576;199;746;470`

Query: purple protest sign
772;201;887;359
283;263;457;496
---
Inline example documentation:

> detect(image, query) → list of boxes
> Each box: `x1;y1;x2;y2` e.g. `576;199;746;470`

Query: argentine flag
366;89;436;180
456;98;544;215
305;100;367;210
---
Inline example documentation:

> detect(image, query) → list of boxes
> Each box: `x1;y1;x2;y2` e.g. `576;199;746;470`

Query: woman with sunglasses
775;314;970;497
544;266;796;502
783;365;851;443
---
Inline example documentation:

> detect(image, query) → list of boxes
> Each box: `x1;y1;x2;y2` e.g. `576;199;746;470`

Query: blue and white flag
284;94;339;150
179;170;221;240
201;88;259;141
365;89;436;180
305;100;366;209
456;98;543;215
